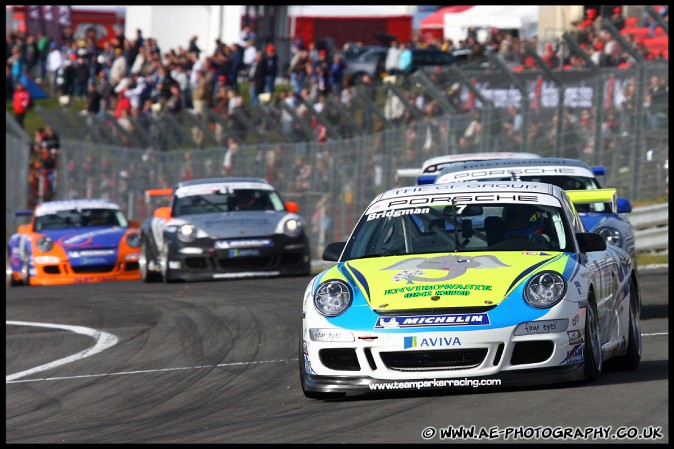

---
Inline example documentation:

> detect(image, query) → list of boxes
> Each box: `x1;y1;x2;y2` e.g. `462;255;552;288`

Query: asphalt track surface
5;266;668;444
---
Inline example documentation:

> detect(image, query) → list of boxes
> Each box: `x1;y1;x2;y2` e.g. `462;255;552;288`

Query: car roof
35;199;121;216
435;157;594;179
421;152;541;171
176;177;270;189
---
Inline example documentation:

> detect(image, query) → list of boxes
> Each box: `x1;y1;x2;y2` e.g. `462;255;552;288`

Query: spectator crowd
5;5;669;212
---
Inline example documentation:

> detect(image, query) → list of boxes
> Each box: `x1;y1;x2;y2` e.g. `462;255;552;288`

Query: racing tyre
140;240;162;283
612;277;642;370
299;335;346;400
160;243;175;283
584;295;602;382
19;257;31;286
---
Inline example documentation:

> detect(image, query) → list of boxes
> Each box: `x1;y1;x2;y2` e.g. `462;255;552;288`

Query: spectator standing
329;53;346;97
191;68;210;117
398;41;412;74
109;47;127;87
248;50;266;107
73;52;90;99
242;39;257;73
23;34;39;80
36;32;50;84
188;35;201;58
84;82;101;115
385;39;402;75
609;7;625;31
222;136;239;175
12;81;31;128
264;43;278;94
288;47;309;96
8;46;25;90
6;63;13;100
96;69;113;115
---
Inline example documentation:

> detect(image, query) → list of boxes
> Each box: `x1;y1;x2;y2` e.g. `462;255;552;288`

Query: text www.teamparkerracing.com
369;378;501;390
420;425;664;441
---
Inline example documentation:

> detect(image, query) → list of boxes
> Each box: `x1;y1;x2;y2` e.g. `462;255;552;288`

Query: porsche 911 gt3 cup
299;181;641;399
140;177;311;282
396;152;541;185
6;199;142;286
434;157;637;265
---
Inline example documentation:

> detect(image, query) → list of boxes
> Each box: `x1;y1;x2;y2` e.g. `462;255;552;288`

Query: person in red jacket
12;81;31;128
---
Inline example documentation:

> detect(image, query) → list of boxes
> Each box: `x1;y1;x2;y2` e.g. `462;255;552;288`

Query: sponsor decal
383;254;509;284
215;239;273;249
513;319;568;336
522;251;551;256
229;249;260;257
567;330;583;345
571;308;585;326
565;344;584;364
384;282;493;299
404;335;461;349
375;313;490;328
68;249;116;258
367;207;429;221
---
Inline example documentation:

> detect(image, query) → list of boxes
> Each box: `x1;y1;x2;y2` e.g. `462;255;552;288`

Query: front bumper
301;302;587;395
166;234;310;281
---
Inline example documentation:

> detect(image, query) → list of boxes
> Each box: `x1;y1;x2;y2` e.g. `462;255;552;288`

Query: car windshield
173;188;285;216
34;208;127;231
341;202;574;261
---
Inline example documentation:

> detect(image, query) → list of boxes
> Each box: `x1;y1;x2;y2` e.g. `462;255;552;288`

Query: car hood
174;211;289;238
319;251;568;313
42;227;129;249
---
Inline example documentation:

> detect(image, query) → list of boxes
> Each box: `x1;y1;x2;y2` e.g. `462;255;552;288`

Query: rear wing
565;188;617;213
14;210;33;217
144;188;173;203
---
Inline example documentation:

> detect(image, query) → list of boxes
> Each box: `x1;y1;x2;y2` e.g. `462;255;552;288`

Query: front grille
43;266;61;274
71;264;115;273
217;256;273;270
319;348;361;371
510;341;554;365
184;257;208;269
380;348;488;371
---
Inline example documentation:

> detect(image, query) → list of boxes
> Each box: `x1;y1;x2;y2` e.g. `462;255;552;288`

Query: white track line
5;328;667;384
6;321;118;382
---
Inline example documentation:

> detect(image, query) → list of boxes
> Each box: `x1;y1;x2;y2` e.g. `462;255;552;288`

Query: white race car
300;181;641;399
395;152;541;185
434;157;637;265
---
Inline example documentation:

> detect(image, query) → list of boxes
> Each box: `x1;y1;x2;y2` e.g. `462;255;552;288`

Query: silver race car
140;177;311;282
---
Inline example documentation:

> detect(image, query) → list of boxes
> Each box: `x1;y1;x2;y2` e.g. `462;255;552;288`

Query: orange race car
6;199;142;286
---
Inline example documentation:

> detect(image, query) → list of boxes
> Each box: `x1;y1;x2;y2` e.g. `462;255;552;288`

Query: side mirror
617;197;632;213
128;220;141;228
416;175;437;185
576;232;607;253
154;206;172;219
322;241;346;262
285;201;299;213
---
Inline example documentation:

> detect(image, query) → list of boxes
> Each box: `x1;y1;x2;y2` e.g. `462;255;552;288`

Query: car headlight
126;232;142;248
314;280;353;317
284;218;304;238
177;224;197;243
524;271;567;308
597;227;622;248
36;237;54;252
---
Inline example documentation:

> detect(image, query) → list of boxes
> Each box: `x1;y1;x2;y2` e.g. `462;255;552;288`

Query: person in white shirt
46;42;64;97
385;40;402;75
